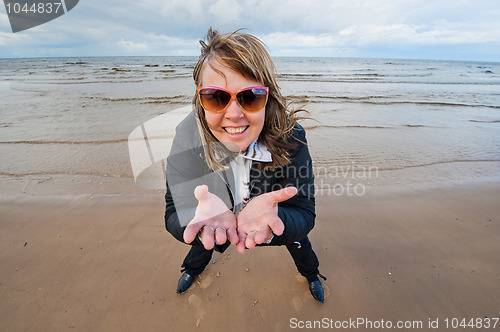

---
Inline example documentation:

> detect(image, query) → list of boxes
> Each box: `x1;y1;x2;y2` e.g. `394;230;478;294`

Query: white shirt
229;139;272;215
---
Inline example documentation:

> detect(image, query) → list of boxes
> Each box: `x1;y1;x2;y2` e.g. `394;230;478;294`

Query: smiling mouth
223;126;249;135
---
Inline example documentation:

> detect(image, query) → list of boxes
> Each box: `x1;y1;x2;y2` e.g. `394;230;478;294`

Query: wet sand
1;180;499;331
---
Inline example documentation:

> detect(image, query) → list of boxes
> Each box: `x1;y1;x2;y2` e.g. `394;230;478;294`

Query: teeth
225;126;246;135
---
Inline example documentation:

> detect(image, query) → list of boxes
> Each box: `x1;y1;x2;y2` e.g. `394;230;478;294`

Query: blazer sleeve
164;114;207;245
164;130;197;244
164;113;234;245
271;125;316;245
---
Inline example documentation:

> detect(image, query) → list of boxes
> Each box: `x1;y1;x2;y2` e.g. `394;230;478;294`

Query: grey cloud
1;0;499;60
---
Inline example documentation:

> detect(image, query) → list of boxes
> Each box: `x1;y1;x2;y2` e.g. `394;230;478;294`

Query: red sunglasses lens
199;88;231;113
236;88;268;113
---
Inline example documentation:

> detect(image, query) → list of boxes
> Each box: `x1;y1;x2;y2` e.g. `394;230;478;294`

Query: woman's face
199;60;266;152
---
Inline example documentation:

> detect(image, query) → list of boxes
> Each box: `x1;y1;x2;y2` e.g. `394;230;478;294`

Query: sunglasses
197;86;269;113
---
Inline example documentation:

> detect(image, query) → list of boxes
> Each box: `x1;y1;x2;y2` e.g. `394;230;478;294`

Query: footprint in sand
200;274;214;289
295;273;307;283
292;296;303;311
188;294;202;306
188;294;205;327
322;283;331;299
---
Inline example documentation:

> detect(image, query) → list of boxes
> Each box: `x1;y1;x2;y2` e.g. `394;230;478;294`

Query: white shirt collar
241;138;272;162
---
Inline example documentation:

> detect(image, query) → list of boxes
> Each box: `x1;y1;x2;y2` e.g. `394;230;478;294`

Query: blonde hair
193;28;307;170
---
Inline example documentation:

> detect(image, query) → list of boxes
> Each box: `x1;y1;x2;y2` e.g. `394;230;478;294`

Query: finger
268;216;285;236
254;226;271;244
200;225;215;250
268;186;298;204
214;227;227;245
194;185;209;201
237;233;247;253
245;231;257;249
226;226;239;245
183;220;204;244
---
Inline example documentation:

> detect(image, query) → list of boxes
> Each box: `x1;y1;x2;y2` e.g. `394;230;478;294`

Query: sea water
1;56;499;195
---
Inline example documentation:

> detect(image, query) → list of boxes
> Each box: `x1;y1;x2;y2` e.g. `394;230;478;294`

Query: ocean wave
93;67;181;77
0;171;133;178
352;73;385;77
288;95;391;102
305;124;443;130
47;80;145;84
305;124;395;130
469;119;500;123
320;95;390;100
110;68;132;72
279;73;325;77
153;74;191;80
86;95;190;104
380;101;500;109
392;73;434;78
376;159;500;171
64;61;88;65
0;139;128;145
0;135;175;145
299;96;500;109
281;77;381;82
280;77;500;85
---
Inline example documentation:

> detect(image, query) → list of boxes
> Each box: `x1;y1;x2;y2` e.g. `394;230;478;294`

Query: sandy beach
1;179;499;331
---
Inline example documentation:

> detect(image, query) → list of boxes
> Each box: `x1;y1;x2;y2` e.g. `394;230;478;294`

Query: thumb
268;186;297;203
194;185;209;202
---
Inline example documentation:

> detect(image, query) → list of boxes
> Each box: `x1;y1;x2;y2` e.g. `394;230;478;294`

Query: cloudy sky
1;0;499;61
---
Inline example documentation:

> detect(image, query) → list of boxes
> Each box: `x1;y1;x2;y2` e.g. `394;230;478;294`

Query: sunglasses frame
197;86;269;113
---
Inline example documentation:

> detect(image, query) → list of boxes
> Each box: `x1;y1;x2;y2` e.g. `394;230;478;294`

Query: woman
165;28;325;303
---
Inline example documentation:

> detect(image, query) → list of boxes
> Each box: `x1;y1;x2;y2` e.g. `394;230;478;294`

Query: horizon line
1;54;499;64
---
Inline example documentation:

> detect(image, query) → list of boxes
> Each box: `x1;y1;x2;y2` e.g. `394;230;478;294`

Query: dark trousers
181;236;320;279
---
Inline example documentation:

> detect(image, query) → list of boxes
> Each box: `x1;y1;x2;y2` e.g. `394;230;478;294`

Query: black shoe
176;272;195;294
308;278;324;303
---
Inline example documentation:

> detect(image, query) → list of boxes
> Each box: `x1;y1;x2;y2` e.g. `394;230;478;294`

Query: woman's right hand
183;185;239;250
236;186;297;253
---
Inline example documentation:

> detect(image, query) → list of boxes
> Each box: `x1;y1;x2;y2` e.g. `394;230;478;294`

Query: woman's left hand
236;186;297;253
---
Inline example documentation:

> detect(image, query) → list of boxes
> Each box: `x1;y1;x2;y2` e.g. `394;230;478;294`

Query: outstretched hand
236;186;297;253
183;185;239;250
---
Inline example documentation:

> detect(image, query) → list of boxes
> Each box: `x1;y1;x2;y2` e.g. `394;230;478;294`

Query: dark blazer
164;112;315;252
